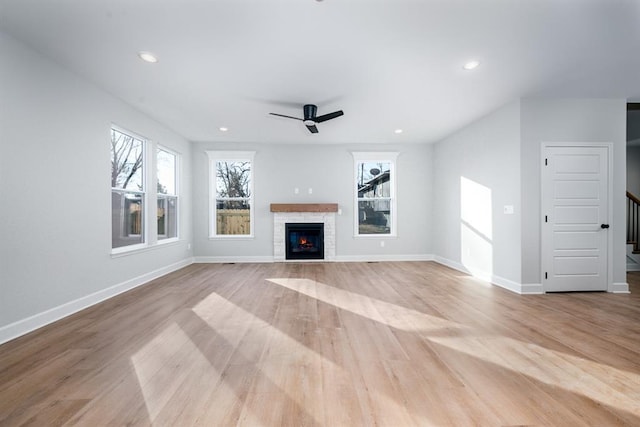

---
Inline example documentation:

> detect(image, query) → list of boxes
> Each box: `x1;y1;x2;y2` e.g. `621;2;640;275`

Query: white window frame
207;150;255;239
111;125;149;254
352;151;398;238
157;146;180;244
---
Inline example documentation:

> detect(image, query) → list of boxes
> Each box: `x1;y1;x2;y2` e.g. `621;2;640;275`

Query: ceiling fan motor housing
303;104;318;121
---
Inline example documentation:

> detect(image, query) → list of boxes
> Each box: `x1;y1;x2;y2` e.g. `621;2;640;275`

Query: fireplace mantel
270;203;338;213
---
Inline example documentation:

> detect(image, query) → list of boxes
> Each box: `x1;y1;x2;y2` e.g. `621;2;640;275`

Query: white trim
195;256;274;263
194;255;435;263
434;255;528;294
336;254;433;262
611;282;630;293
206;150;255;238
110;238;182;258
208;236;256;241
0;258;194;345
520;283;545;294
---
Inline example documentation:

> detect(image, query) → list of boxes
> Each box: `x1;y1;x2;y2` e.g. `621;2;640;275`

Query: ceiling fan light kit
270;104;344;134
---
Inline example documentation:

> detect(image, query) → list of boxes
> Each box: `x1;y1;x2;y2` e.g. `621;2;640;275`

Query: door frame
540;142;614;292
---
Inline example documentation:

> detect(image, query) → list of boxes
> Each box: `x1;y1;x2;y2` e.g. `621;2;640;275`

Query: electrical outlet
308;188;313;194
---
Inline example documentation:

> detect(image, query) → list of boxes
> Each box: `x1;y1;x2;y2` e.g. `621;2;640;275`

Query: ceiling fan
269;104;344;134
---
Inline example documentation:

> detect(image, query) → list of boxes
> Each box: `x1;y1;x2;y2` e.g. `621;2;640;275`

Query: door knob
601;224;610;229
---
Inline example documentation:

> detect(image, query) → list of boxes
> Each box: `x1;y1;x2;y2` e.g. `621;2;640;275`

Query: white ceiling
1;0;639;144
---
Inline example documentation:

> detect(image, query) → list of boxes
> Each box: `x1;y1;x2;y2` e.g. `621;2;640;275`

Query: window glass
157;149;178;240
111;128;145;249
216;160;252;235
353;153;397;237
207;152;255;238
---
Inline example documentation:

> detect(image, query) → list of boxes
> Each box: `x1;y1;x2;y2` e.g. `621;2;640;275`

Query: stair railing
627;191;640;252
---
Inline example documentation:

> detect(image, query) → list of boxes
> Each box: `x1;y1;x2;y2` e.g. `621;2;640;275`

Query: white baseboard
194;254;435;263
0;257;194;346
194;256;275;263
611;282;630;293
433;256;531;294
335;254;434;262
520;283;545;294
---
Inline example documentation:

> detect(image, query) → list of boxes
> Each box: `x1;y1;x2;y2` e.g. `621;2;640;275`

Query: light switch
308;188;313;194
504;205;514;215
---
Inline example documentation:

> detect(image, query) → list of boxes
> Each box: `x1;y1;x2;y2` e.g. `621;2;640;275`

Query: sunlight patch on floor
268;277;640;416
130;322;256;425
192;291;330;425
428;333;640;415
267;277;458;333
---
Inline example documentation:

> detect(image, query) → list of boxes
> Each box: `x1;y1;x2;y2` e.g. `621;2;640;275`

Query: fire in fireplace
285;223;324;260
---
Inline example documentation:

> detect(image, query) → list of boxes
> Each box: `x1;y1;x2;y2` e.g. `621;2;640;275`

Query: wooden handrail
627;191;640;205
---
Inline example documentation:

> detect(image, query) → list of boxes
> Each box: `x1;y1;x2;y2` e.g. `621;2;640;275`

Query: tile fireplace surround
271;204;337;262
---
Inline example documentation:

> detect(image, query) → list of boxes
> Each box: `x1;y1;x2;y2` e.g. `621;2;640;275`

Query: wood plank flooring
2;262;640;426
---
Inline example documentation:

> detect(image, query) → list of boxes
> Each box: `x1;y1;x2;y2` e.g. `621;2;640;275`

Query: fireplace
285;223;324;260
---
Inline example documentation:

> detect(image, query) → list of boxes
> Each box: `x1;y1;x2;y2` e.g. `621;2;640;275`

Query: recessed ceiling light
463;60;480;70
138;51;158;63
394;129;403;134
219;127;229;132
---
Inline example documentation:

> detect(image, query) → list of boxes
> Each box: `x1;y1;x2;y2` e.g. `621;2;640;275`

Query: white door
542;145;609;292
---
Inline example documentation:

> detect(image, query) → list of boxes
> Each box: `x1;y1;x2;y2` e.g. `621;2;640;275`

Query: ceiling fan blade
306;124;319;134
314;110;344;123
269;112;302;120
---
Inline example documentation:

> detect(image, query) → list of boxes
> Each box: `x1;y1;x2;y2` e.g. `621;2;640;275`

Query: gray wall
627;146;640;197
628;110;640;144
627;110;640;197
192;142;433;260
0;33;193;333
433;101;522;286
520;98;627;286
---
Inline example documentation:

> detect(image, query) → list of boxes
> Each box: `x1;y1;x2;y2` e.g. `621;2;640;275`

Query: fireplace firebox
285;223;324;260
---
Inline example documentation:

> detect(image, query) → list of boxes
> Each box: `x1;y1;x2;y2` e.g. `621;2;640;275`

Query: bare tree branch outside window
111;129;143;190
215;160;252;234
216;161;251;198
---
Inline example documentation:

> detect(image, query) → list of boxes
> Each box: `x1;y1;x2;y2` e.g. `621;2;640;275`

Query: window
353;152;398;236
111;127;146;249
207;151;255;238
157;148;178;241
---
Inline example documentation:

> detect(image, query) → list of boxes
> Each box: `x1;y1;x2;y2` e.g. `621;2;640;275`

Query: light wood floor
2;262;640;426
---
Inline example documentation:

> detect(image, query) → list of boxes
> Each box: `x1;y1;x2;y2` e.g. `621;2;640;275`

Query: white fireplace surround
273;212;336;262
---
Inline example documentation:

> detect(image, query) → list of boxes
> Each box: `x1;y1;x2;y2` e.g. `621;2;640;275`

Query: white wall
192;142;433;261
433;101;522;290
0;33;193;342
520;98;627;288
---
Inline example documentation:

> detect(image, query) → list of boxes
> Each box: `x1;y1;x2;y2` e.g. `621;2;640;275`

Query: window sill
353;234;397;239
111;239;183;258
208;235;255;241
157;237;180;245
